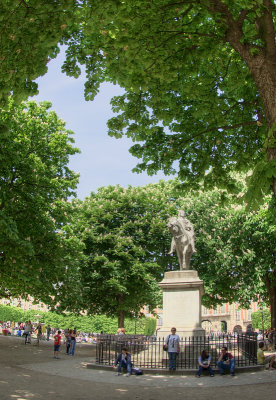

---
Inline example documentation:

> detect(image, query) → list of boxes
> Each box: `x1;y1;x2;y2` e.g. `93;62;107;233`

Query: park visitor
69;329;77;355
195;349;214;377
66;329;72;354
257;342;275;370
216;346;235;376
164;327;180;371
114;347;132;376
54;330;62;359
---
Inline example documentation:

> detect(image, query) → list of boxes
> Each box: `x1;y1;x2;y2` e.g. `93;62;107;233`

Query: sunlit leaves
0;100;82;306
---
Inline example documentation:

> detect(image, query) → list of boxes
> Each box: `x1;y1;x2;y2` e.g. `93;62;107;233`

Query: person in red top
54;330;62;359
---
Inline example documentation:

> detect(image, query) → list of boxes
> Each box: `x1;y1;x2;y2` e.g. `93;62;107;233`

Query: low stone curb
87;363;264;375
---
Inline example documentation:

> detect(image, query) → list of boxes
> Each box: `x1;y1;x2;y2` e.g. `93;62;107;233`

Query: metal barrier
96;333;257;369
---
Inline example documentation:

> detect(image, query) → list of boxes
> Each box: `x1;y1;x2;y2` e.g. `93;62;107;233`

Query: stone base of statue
157;270;205;338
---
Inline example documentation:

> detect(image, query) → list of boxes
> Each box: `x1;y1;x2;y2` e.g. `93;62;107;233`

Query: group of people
54;328;77;358
113;327;236;377
163;327;235;377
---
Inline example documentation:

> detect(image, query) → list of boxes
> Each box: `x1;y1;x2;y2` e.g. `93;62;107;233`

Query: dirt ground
1;335;276;400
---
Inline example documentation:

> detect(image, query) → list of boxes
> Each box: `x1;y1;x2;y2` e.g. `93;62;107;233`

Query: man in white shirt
165;327;180;371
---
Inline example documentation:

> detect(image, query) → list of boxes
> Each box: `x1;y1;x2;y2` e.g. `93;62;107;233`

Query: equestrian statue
168;210;196;270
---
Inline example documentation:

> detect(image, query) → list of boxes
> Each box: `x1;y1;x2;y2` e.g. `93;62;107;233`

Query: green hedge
0;304;156;334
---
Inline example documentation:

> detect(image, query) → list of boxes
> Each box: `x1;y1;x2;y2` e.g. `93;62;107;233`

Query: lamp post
260;306;265;338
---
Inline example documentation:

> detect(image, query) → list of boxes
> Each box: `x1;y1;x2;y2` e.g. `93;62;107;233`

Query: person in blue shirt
114;347;132;376
196;349;214;377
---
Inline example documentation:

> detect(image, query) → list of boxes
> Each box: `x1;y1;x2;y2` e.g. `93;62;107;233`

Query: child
114;347;132;376
54;330;62;359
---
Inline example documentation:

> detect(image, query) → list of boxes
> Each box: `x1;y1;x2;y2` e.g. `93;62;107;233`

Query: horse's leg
176;247;184;270
185;246;192;269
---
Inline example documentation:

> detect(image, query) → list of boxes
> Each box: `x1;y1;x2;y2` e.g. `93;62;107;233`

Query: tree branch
181;120;257;144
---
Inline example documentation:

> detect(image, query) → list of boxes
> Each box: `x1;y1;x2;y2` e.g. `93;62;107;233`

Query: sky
34;49;170;199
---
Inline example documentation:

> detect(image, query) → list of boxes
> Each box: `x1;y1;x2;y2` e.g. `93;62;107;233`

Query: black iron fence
96;333;257;369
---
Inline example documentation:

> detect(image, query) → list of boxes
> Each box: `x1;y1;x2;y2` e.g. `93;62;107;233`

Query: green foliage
252;309;271;331
0;304;23;322
0;100;83;306
0;304;152;334
0;0;81;107
66;181;184;325
144;317;157;336
63;0;276;206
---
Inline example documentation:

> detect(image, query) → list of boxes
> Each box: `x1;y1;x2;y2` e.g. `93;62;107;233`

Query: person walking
46;325;51;341
69;329;77;356
164;327;180;371
66;329;72;355
54;330;62;359
24;321;32;344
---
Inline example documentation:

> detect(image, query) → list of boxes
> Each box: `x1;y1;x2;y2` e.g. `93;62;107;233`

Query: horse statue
167;211;196;270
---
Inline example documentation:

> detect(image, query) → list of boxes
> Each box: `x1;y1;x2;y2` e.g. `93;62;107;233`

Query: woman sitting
196;349;214;377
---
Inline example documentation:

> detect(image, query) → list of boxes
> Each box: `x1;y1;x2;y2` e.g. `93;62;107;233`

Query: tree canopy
68;182;184;327
0;0;79;107
0;100;82;306
1;1;275;206
62;0;276;207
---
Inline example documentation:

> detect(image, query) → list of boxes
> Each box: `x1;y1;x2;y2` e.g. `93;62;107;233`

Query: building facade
154;302;259;333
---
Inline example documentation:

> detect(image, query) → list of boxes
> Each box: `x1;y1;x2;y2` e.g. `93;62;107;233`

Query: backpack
131;367;143;375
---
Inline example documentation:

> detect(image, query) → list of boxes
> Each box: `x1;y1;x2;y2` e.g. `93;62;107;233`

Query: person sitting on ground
257;342;275;370
54;330;62;359
114;347;132;376
216;346;235;376
196;349;214;377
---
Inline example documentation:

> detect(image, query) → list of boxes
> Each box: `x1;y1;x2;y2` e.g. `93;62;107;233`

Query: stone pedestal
157;270;205;338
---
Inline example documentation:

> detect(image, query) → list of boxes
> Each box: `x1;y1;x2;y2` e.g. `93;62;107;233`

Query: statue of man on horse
168;210;196;270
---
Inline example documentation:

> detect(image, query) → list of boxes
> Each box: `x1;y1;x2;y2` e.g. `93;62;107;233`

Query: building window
220;304;226;314
247;310;252;321
203;307;209;315
157;314;163;326
235;310;241;321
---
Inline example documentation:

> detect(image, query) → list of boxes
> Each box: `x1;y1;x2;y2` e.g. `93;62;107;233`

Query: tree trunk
117;294;125;328
118;310;125;329
224;0;276;198
265;271;276;329
270;284;276;329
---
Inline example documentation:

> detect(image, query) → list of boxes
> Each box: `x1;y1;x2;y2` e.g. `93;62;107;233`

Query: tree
177;185;276;328
0;99;83;306
63;178;276;328
0;0;80;107
252;309;271;331
63;0;276;207
69;182;183;327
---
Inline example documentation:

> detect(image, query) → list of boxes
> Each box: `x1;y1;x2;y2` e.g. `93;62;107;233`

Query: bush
0;304;156;334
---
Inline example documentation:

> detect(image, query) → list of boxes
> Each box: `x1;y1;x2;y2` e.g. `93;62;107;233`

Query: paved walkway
1;335;276;399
